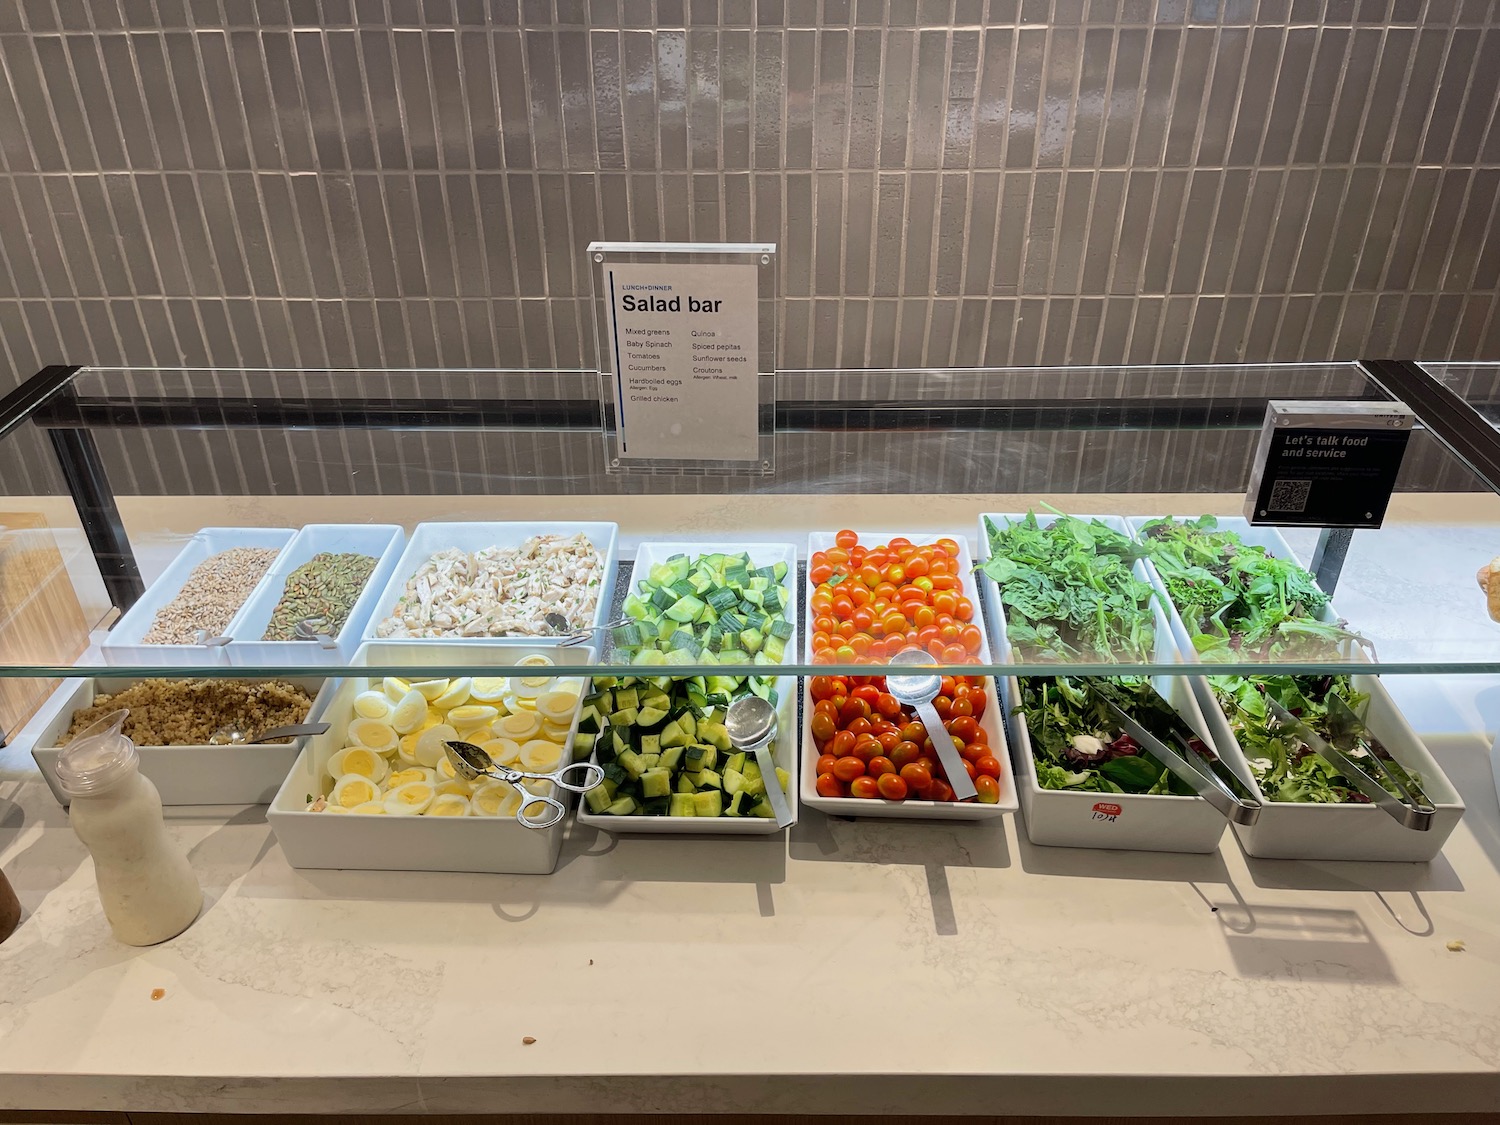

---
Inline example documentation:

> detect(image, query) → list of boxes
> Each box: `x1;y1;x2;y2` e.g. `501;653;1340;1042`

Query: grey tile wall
0;0;1495;387
0;0;1496;503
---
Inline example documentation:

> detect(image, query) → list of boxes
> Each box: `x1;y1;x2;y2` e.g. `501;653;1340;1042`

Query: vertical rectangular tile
1100;28;1146;166
878;28;915;167
620;30;657;168
1005;26;1044;168
972;26;1012;168
814;27;848;167
657;30;690;167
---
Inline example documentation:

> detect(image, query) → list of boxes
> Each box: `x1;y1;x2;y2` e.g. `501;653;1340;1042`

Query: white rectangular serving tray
581;540;800;834
226;524;406;667
978;513;1235;853
267;642;594;874
798;673;1017;820
1127;514;1465;862
101;527;296;667
578;674;799;835
362;521;620;645
32;673;332;807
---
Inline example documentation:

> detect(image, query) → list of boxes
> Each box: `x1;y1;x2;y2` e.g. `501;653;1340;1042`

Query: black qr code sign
1268;478;1312;513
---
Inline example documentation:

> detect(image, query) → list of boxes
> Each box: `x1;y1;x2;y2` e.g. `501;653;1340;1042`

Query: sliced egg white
435;778;474;798
354;690;394;720
448;704;499;731
328;746;389;783
498;710;542;741
515;653;555;668
428;793;470;817
470;780;522;817
432;677;472;710
321;804;351;815
390;688;429;734
349;801;386;815
535;689;580;723
482;737;522;767
469;677;509;703
509;674;552;701
414;723;459;768
411;678;450;701
331;774;382;809
382;676;412;702
540;720;573;742
383;780;436;815
519;739;563;773
347;718;399;754
387;766;437;788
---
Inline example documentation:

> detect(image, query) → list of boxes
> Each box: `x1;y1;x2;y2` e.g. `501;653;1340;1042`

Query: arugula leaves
1211;673;1423;804
980;512;1158;664
1135;515;1363;661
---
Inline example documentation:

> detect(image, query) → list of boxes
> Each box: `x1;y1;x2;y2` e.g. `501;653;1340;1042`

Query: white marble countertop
2;670;1500;1118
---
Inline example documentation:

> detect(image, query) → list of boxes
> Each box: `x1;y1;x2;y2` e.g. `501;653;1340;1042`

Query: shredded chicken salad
376;533;605;639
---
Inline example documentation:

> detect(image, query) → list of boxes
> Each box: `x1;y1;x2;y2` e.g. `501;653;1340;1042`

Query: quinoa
64;679;315;746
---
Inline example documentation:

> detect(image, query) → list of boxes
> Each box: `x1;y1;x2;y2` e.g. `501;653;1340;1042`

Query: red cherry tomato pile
809;674;1003;803
809;530;983;665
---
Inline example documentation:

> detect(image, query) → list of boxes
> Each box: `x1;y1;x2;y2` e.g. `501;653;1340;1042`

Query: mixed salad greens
1135;515;1365;661
980;511;1157;664
1021;677;1211;796
1213;674;1426;805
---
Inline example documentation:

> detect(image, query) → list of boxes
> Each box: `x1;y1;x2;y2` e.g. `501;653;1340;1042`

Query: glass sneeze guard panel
0;361;1497;698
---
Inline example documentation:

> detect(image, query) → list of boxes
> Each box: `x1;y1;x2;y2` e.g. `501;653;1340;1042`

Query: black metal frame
10;359;1500;618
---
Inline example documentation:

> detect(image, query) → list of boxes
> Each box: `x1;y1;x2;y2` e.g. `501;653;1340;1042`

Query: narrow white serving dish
101;527;295;667
978;512;1235;852
1128;514;1465;862
225;524;406;667
267;642;593;874
1200;673;1464;861
576;541;799;834
32;674;332;807
362;521;620;645
798;673;1017;820
802;530;991;664
578;674;799;835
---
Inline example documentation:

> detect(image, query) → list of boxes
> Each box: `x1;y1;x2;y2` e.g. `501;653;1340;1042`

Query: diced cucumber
659;745;685;772
668;793;697;816
699;722;731;751
693;790;724;817
606;795;640;816
724;751;747;775
696;768;723;791
684;744;718;773
571;733;594;761
617;749;647;779
636;705;669;727
639;733;661;756
584;785;614;814
640;768;672;799
665;594;705;622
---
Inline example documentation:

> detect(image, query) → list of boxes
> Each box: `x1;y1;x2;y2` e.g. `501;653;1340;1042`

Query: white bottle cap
55;709;138;797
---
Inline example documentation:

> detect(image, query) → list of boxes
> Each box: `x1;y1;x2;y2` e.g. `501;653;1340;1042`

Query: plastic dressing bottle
54;710;202;946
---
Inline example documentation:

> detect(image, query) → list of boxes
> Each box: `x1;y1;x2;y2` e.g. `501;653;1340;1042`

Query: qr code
1268;478;1312;513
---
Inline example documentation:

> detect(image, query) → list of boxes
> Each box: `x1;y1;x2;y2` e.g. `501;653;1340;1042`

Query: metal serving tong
1088;681;1261;826
1263;695;1434;831
444;739;605;829
523;612;631;648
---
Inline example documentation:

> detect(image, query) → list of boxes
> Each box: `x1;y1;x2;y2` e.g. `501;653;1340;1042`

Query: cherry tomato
833;756;866;782
809;563;833;584
816;773;844;798
961;624;984;654
881;611;907;637
815;753;838;776
949;697;973;718
848;584;872;607
900;761;933;792
853;736;882;763
975;755;1002;779
836;528;858;549
900;721;925;743
862;755;892;778
877;773;910;800
814;698;839;720
926;779;956;802
884;564;906;584
930;573;959;590
840;699;871;725
955;597;975;622
890;740;922;768
913;605;937;629
872;692;900;718
826;547;850;566
811;713;836;742
878;730;901;752
904;554;929;578
846;718;874;739
949;716;979;742
848;632;875;655
933;592;958;616
932;696;952;719
852;684;881;705
849;776;881;799
974;775;1000;803
831;595;855;618
937;537;960;557
809;676;842;701
829;730;856;758
857;565;882;588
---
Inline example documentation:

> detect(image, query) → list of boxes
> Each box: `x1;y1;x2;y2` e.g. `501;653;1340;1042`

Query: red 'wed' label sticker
1091;802;1122;822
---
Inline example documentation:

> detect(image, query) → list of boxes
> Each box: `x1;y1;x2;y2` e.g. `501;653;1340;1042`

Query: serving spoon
886;647;977;801
724;695;793;828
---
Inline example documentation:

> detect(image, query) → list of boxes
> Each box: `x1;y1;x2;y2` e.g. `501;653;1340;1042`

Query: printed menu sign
602;260;761;462
1245;400;1415;529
